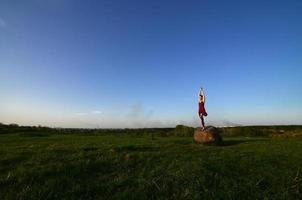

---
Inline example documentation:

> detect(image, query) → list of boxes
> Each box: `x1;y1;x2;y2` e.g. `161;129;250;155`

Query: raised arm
198;87;205;102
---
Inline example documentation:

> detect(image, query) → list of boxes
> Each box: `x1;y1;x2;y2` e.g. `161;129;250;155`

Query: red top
199;101;207;116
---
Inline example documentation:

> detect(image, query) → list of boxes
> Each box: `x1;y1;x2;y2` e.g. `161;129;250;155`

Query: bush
219;125;302;137
173;125;194;137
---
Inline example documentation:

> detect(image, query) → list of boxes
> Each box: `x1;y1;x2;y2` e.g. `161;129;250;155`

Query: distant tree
174;125;194;136
9;123;19;127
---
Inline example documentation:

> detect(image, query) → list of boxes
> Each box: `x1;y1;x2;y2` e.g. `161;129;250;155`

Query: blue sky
0;0;301;128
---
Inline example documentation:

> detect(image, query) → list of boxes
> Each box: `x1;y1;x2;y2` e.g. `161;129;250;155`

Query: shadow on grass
83;147;99;152
174;140;192;145
114;145;159;152
19;132;51;137
221;138;269;146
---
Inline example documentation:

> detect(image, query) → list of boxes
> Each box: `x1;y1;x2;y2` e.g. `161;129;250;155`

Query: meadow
0;124;302;199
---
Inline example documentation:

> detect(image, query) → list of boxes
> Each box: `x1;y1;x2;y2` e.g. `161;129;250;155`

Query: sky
0;0;302;128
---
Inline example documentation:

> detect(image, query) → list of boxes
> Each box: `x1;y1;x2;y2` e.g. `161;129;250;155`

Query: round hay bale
194;126;222;145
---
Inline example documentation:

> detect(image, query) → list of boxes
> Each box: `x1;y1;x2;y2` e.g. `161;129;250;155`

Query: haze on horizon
1;0;302;128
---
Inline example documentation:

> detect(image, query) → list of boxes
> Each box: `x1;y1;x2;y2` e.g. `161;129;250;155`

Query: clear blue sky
1;0;301;128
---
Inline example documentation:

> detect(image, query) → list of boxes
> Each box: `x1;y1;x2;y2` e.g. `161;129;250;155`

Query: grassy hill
0;124;302;199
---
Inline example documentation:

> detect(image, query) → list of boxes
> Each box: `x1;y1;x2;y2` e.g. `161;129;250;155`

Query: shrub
173;125;194;137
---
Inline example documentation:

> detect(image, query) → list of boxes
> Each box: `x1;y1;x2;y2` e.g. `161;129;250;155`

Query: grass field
1;131;302;199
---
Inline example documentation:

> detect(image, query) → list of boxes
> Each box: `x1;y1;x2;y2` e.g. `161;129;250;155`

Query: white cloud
74;110;102;116
128;102;153;119
91;110;102;114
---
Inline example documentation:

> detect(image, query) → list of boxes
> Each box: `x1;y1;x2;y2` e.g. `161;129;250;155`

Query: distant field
0;130;302;199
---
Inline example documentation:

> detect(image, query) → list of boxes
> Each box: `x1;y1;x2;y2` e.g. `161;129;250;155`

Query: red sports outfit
199;101;207;116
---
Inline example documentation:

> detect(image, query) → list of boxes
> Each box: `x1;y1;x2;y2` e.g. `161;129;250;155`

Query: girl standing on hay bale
198;87;208;130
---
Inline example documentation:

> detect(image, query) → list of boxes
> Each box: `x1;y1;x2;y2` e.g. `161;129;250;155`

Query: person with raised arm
198;87;208;130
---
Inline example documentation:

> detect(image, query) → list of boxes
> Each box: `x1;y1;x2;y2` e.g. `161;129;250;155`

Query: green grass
0;132;302;199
